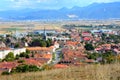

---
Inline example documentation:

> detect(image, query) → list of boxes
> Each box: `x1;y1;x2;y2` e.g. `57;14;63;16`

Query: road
52;48;62;64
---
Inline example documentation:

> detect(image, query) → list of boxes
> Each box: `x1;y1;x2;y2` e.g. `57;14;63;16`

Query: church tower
43;26;47;40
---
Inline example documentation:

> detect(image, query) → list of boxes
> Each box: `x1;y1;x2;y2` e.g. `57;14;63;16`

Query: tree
17;60;25;63
26;49;30;54
14;43;20;48
12;64;40;73
84;43;94;51
40;40;47;47
31;39;41;46
19;52;27;57
52;53;56;60
15;54;20;60
4;52;15;61
87;53;101;60
19;52;29;58
101;51;115;64
46;40;51;47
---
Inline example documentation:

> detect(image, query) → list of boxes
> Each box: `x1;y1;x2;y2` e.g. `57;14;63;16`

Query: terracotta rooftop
34;53;52;59
0;47;11;51
83;37;91;41
0;62;18;69
26;46;54;51
24;58;42;66
66;41;79;46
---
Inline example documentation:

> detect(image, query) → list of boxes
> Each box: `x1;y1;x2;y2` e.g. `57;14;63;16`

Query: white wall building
0;48;26;59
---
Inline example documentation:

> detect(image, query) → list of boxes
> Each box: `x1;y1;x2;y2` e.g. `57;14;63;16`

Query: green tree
12;64;40;73
19;52;30;58
26;49;30;54
46;40;51;47
17;60;25;63
101;51;115;64
87;53;101;60
15;54;20;60
19;52;27;57
40;40;47;47
14;43;20;48
31;39;41;46
84;43;94;51
52;53;56;60
4;52;15;61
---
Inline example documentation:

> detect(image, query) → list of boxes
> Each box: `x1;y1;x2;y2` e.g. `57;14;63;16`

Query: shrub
1;71;10;75
12;64;40;73
17;60;25;63
84;43;94;51
4;52;15;61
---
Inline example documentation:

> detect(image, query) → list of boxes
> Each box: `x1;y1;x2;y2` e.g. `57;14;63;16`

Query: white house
0;48;26;59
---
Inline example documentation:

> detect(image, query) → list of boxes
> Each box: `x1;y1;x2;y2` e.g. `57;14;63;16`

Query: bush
15;54;20;60
14;43;20;48
4;52;15;61
17;60;25;63
25;54;30;58
1;71;10;75
0;59;2;62
12;64;40;73
26;49;30;54
19;52;26;57
87;53;101;60
84;43;94;51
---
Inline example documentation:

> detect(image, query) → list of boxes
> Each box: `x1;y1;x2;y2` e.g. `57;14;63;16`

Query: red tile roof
24;58;42;66
0;47;11;51
34;53;52;59
0;62;18;69
82;32;92;37
83;37;91;41
26;46;54;51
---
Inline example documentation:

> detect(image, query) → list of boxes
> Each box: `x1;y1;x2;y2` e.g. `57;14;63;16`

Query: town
0;22;120;75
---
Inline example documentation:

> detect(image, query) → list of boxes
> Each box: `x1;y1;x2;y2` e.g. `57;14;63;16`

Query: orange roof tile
26;46;53;51
24;59;42;66
0;62;18;69
0;47;11;50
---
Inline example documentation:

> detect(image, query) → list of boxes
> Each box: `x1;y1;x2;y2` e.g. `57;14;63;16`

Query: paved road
52;48;62;64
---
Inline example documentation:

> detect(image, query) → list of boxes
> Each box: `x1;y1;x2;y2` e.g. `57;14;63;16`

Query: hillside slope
0;63;120;80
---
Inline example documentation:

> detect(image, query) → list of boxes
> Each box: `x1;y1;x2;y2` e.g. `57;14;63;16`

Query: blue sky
0;0;120;10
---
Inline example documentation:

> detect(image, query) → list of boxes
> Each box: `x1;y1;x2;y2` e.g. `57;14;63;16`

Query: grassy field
0;63;120;80
1;20;120;34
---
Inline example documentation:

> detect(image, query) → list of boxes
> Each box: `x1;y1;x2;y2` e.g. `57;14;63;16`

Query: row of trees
87;51;119;64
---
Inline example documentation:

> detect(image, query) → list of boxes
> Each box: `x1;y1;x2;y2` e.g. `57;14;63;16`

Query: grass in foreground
0;63;120;80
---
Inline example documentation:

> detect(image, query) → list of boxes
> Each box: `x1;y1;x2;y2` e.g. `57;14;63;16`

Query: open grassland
1;20;120;34
0;21;63;34
0;63;120;80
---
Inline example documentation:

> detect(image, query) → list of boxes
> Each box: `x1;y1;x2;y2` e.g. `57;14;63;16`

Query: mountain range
0;2;120;20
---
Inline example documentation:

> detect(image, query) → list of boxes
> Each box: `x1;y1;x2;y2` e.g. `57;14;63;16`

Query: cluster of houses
54;28;120;67
0;27;120;73
0;39;60;73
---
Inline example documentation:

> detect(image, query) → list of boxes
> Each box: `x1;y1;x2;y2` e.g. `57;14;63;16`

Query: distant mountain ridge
0;2;120;20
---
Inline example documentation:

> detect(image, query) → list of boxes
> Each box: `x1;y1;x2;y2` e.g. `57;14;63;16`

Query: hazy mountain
0;2;120;20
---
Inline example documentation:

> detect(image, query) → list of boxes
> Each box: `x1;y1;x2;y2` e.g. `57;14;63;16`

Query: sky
0;0;120;10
